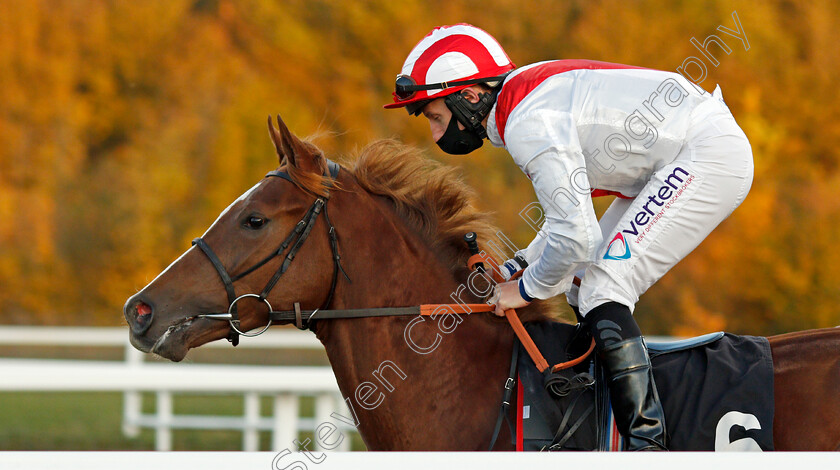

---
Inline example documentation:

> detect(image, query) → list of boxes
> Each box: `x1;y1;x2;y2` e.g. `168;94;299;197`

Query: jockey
384;24;753;451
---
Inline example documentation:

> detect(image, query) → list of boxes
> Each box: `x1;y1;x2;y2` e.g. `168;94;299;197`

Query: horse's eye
244;215;266;230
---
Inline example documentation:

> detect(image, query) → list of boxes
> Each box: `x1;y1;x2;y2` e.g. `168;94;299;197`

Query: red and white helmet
384;24;515;114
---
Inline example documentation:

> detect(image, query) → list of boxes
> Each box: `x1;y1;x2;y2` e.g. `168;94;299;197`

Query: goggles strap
395;73;510;101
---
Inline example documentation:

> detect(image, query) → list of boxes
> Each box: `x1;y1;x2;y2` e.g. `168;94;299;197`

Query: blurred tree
0;0;838;334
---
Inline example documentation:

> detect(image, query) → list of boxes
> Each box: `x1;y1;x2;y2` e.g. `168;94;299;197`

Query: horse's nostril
132;300;153;334
137;302;152;318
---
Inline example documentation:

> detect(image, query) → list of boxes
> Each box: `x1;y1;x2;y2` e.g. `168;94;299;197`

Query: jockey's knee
577;265;639;318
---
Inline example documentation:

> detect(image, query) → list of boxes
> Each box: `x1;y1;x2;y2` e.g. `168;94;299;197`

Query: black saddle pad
516;321;775;451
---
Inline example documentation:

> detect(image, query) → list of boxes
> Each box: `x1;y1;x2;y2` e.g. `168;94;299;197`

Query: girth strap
488;339;519;450
548;388;595;450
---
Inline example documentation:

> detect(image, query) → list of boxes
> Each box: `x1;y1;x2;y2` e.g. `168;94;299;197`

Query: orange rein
417;252;595;374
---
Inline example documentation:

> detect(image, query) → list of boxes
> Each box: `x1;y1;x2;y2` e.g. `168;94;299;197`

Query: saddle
501;321;774;451
465;245;773;451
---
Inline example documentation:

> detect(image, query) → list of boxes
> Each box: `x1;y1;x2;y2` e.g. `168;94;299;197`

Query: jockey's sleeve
512;218;578;294
504;110;602;300
514;217;550;267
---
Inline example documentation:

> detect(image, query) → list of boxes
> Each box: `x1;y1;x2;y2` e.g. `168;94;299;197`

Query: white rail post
155;391;173;451
122;341;143;437
313;393;335;451
272;393;299;451
243;392;261;451
334;395;351;452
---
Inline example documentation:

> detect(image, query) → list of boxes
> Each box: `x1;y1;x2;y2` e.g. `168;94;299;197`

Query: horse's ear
267;115;320;174
267;115;293;162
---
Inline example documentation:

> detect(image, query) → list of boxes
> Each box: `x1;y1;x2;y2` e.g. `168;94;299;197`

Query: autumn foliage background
1;0;838;336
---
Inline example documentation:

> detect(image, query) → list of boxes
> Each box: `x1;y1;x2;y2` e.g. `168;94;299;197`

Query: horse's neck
314;192;514;450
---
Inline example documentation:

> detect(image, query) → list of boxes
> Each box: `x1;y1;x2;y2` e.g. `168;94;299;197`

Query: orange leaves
0;2;839;333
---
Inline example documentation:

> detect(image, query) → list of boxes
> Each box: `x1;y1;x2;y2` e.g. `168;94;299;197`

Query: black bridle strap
259;198;325;299
192;237;239;312
193;158;347;342
229;219;306;282
228;161;340;283
265;159;340;184
322;202;351;309
192;237;242;345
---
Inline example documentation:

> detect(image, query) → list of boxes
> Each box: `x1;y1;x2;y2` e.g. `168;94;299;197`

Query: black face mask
436;115;484;155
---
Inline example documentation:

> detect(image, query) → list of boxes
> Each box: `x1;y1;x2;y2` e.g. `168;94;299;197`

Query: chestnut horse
124;116;840;450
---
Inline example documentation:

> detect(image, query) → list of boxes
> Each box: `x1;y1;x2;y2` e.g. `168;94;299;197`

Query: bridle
187;158;597;449
192;159;349;345
189;157;485;341
187;157;590;369
188;157;593;374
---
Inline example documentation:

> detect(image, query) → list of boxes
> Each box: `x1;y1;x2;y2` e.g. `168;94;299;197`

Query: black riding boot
586;302;667;451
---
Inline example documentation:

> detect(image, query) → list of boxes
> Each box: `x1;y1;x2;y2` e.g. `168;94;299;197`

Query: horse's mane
287;138;561;323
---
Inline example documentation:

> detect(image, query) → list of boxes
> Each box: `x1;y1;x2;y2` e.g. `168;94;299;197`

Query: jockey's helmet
384;24;515;116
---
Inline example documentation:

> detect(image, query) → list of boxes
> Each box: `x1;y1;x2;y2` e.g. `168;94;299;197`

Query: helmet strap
443;88;498;140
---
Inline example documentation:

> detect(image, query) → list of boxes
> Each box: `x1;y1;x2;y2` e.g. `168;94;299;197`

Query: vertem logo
604;232;631;260
605;166;694;259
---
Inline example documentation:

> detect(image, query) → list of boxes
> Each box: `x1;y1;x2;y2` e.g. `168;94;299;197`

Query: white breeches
573;95;754;315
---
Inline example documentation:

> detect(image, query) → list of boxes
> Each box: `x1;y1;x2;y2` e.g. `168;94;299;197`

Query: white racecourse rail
0;326;353;451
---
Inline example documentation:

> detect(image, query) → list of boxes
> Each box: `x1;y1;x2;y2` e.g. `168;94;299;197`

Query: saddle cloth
513;321;775;451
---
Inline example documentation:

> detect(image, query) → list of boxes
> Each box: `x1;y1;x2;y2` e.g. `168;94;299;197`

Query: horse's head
124;115;340;361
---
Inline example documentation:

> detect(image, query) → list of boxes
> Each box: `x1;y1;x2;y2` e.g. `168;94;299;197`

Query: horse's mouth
130;315;217;362
149;317;197;361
